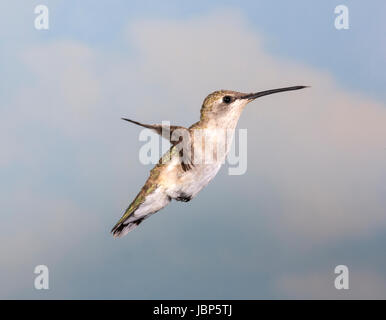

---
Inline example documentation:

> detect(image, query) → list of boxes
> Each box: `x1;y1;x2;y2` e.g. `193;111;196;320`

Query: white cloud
20;42;102;132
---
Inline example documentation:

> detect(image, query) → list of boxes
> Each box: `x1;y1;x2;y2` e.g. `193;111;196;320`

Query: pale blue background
1;1;385;299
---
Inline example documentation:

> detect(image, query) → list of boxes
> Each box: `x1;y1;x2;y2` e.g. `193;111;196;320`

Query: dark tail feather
111;218;145;238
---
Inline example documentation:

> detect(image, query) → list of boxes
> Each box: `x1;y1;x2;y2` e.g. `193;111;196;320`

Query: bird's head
200;86;309;124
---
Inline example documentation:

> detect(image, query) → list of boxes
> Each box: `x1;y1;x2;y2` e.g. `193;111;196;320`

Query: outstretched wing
122;117;194;171
121;118;187;146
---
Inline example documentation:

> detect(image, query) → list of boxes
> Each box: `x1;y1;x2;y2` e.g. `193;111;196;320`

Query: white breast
179;162;223;198
163;126;236;200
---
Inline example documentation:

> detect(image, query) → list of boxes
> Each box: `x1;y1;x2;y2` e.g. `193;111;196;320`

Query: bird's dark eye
223;96;232;104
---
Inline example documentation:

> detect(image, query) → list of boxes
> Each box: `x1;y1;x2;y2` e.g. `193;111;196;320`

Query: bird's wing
111;166;171;238
122;118;194;171
121;118;187;146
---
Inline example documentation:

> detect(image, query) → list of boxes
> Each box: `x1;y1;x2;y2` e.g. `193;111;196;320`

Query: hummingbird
111;85;308;237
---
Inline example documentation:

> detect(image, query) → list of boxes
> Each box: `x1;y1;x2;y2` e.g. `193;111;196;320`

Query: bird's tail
111;216;147;238
111;186;171;238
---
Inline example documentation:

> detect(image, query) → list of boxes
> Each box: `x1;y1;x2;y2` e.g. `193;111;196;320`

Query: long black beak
241;85;309;100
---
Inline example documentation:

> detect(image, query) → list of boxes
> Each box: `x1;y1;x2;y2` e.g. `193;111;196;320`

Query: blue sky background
1;1;386;299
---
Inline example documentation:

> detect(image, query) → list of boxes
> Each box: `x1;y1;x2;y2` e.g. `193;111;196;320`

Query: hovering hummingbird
111;85;308;237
